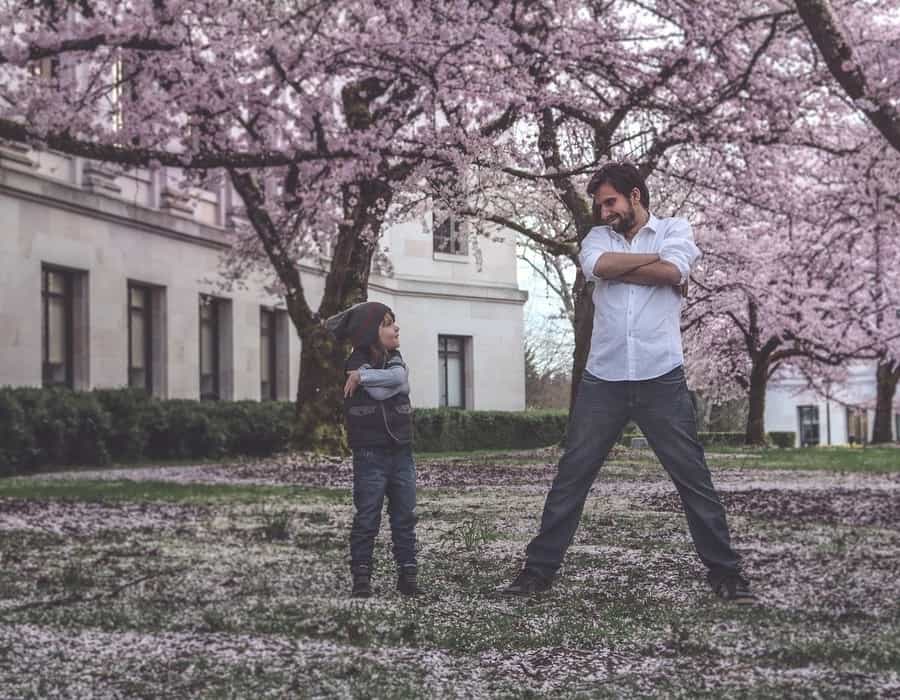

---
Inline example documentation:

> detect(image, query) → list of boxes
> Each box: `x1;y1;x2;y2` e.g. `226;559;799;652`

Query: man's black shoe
351;564;372;598
502;568;552;596
397;564;420;596
710;572;756;605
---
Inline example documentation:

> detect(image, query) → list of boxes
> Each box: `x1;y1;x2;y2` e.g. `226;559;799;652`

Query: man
503;162;754;604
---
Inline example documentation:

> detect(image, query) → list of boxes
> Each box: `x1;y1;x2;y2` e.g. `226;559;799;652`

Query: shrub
768;431;796;448
0;389;32;475
412;408;567;452
2;388;112;470
93;388;153;461
161;401;227;460
208;401;295;457
699;432;746;447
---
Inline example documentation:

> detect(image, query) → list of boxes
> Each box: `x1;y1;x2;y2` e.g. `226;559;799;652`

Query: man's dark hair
586;162;650;209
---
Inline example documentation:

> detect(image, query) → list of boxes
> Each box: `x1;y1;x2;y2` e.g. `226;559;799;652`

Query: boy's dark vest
344;349;413;448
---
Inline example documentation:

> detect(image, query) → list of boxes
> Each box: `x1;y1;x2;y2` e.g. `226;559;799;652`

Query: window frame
433;213;467;256
260;307;278;401
438;335;466;408
797;404;820;447
846;406;868;445
127;282;153;393
199;294;220;401
42;266;74;388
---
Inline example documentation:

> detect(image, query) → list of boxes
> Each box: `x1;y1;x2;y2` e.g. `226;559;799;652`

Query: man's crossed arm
593;252;683;288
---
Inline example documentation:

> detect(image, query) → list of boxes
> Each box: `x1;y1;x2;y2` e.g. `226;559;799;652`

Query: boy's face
378;313;400;351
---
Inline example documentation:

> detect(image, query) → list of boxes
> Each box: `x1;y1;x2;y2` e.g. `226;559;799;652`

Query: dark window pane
42;267;72;388
129;368;146;388
47;296;67;363
130;310;145;369
797;405;819;446
199;295;219;400
46;270;66;295
437;334;465;408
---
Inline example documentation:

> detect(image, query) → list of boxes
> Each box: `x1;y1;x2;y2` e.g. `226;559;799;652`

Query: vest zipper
378;354;402;443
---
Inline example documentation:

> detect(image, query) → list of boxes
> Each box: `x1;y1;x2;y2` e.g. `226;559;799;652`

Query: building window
127;283;153;392
433;213;467;255
111;58;125;133
42;267;73;387
260;308;277;400
797;405;820;447
30;56;60;81
438;335;466;408
846;406;868;445
199;295;220;400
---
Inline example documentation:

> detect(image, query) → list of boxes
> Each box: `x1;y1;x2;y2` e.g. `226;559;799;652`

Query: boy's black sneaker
351;564;372;598
397;564;420;596
502;568;552;596
710;572;756;605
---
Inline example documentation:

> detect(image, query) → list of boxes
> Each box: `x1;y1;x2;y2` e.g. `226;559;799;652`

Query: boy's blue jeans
350;444;417;568
525;365;742;580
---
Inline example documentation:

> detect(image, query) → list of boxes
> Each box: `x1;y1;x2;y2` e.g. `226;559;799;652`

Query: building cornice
2;164;528;306
0;164;229;250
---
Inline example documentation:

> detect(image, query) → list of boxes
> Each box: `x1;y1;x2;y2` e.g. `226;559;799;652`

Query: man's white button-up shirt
578;214;701;382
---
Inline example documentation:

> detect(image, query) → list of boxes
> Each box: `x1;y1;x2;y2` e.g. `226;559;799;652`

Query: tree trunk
872;359;899;444
291;185;385;453
745;354;770;445
230;77;397;454
568;270;594;414
294;321;347;453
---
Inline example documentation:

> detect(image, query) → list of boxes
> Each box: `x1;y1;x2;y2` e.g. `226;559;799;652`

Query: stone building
0;142;527;410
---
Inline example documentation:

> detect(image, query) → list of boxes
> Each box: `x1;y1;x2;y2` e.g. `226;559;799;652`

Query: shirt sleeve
658;218;701;284
578;227;612;282
358;353;410;400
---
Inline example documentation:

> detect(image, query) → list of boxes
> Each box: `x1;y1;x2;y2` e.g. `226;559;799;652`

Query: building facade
765;363;899;446
0;142;527;410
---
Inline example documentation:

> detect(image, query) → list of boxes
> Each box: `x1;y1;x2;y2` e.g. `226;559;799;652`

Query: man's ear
631;188;641;205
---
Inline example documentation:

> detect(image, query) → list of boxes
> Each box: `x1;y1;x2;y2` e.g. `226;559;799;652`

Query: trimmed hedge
0;387;799;475
0;387;297;476
413;408;567;453
0;388;568;474
768;431;796;448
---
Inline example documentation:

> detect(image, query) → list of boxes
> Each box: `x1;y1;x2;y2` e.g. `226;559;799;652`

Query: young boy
325;301;420;597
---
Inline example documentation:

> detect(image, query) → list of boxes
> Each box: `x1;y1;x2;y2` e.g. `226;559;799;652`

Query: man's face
593;183;638;234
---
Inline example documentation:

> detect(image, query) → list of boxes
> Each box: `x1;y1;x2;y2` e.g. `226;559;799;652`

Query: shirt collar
606;212;658;240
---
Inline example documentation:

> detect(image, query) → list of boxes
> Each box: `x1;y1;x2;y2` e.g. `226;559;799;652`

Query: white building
0;141;527;410
765;363;899;446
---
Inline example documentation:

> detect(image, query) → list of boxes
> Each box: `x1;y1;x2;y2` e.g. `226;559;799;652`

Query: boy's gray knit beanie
324;301;393;349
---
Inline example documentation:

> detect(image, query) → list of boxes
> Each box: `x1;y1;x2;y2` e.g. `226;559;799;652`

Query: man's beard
607;203;636;234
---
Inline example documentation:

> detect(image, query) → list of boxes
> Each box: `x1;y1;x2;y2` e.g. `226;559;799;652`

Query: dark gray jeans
525;365;741;580
350;444;417;569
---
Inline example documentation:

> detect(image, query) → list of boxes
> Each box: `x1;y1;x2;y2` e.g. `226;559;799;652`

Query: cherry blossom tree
5;0;897;449
678;137;900;444
793;0;900;442
795;0;900;155
450;0;820;419
0;0;528;449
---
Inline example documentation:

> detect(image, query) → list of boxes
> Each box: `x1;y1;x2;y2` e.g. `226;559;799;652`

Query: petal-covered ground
1;447;899;698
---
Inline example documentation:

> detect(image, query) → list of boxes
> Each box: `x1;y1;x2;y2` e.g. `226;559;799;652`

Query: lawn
0;446;898;698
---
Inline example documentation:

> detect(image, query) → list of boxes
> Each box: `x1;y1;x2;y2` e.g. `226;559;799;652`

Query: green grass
704;446;900;473
1;454;899;697
0;479;348;504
